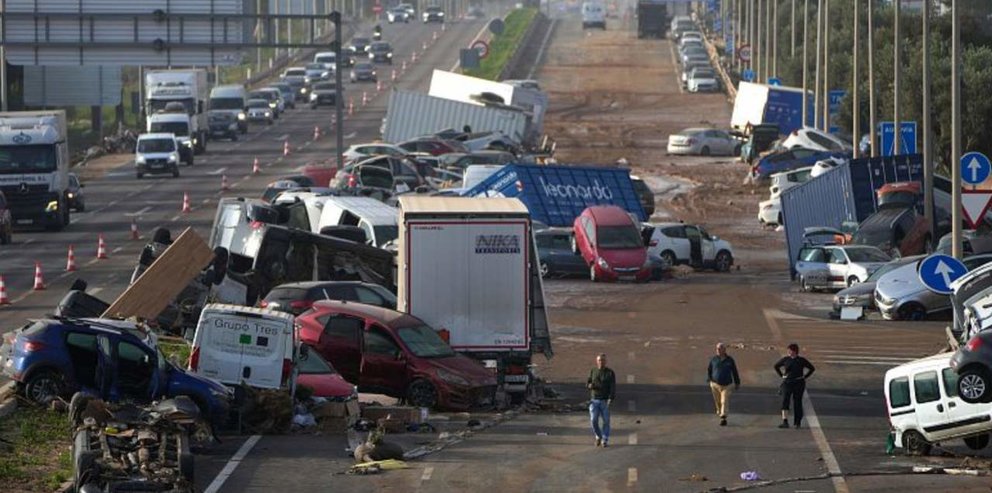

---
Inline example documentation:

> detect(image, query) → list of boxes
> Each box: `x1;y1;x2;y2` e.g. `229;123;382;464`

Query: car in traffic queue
0;318;232;424
875;254;992;321
66;172;85;212
207;111;240;141
350;62;378;83
347;36;372;55
643;222;734;272
134;133;182;179
245;98;275;125
687;67;719;93
831;255;925;319
296;301;498;410
667;127;740;156
0;190;12;244
269;82;297;110
795;244;891;292
573;205;652;283
422;6;444;22
303;63;330;85
309;82;339;109
281;67;309;100
398;2;416;16
536;227;589;278
261;281;397;315
387;6;410;23
368;41;394;64
248;89;283;118
680;60;711;88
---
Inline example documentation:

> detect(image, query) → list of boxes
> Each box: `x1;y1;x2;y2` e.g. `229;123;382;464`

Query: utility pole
893;0;901;157
951;0;962;259
852;0;859;157
802;0;809;125
923;0;933;238
773;0;778;77
332;10;344;171
822;0;830;132
814;0;822;128
868;0;876;156
749;0;755;73
791;0;796;57
756;0;762;80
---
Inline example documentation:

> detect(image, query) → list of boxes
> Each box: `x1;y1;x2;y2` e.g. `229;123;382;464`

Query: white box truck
145;69;209;154
397;196;552;396
0;110;71;230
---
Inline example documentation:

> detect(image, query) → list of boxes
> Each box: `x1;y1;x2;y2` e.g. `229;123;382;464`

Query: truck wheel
407;379;437;408
964;433;990;450
958;367;991;404
902;430;931;456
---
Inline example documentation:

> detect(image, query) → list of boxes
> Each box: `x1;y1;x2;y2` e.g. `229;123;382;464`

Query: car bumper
595;265;652;282
136;161;178;174
667;143;700;155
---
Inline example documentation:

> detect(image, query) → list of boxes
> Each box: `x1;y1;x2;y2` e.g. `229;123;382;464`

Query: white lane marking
207;167;228;175
627;400;636;413
344;132;357;139
762;308;784;342
124;206;152;217
628;433;637;445
89;287;104;296
108;200;119;207
201;198;211;204
276;134;289;141
24;239;34;245
627;468;637;485
626;374;635;384
170;214;181;222
421;466;434;481
242;175;252;181
85;258;99;267
204;435;262;493
627;351;635;361
111;246;123;254
803;394;849;493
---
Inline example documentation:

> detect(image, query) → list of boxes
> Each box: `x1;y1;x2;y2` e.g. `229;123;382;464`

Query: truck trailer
731;82;814;136
0;110;71;230
636;0;668;38
145;69;209;154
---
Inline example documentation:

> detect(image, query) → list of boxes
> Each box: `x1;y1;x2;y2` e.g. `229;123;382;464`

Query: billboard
23;66;122;106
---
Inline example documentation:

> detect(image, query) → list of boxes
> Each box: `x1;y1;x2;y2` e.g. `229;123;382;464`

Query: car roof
139;132;175;140
586;205;634;224
311;300;413;324
885;352;954;377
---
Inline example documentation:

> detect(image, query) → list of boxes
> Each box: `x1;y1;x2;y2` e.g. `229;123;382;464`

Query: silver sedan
667;128;740;156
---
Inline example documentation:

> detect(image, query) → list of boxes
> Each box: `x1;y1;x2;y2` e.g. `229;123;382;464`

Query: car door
64;331;102;393
913;369;951;441
318;314;364;383
796;247;829;286
360;325;408;395
114;338;159;402
661;226;691;261
827;248;850;287
697;226;718;262
685;226;704;267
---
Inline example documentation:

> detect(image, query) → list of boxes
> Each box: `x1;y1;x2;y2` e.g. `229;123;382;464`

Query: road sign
879;121;918;157
828;90;846;134
768;77;781;86
742;69;755;82
962;151;992;186
962;190;992;229
713;18;722;34
471;40;490;59
489;19;505;35
918;254;969;295
738;44;752;62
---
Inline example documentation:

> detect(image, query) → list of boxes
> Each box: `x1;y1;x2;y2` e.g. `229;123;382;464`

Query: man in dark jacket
587;353;616;447
774;343;816;429
707;342;741;426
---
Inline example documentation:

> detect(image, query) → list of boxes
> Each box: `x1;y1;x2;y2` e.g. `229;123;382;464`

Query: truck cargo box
636;1;668;38
731;82;814;136
383;90;528;145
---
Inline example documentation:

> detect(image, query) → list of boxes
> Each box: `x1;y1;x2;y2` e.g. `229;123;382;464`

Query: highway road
0;16;488;331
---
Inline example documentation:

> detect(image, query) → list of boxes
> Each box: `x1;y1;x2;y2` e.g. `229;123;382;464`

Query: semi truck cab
0;111;71;231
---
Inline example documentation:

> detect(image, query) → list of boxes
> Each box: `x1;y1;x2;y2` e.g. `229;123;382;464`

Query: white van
884;352;992;455
189;304;297;390
208;85;248;134
581;1;606;29
315;196;398;247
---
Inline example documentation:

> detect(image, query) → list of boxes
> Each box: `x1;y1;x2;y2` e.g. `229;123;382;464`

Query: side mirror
394;351;404;361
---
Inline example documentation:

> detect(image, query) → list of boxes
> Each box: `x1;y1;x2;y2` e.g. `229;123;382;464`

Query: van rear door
192;304;295;389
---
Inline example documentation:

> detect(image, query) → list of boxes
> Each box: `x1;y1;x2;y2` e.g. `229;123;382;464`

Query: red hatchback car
297;300;497;410
573;205;650;282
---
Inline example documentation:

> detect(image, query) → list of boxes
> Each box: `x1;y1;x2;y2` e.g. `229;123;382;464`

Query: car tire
661;251;677;268
540;262;550;279
964;433;990;450
957;366;991;404
24;369;64;404
902;430;931;456
406;379;438;408
589;265;598;283
715;251;733;272
897;303;926;321
846;276;859;288
700;146;711;156
800;275;813;293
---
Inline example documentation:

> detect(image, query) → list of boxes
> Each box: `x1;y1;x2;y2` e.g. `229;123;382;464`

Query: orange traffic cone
411;51;417;63
283;141;290;156
376;80;383;93
361;92;368;106
313;126;321;140
348;98;354;116
130;219;140;241
96;234;108;259
221;174;229;191
182;193;192;213
0;275;10;304
66;245;77;271
391;69;397;82
252;157;261;174
32;262;45;291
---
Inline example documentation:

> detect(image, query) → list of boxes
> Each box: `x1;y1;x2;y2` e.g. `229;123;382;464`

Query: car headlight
301;87;308;94
387;53;393;58
168;154;178;162
67;192;75;199
268;102;277;108
597;257;610;270
264;111;272;117
136;156;146;164
368;52;374;59
310;93;318;100
45;200;59;212
438;12;444;16
183;140;193;147
237;112;246;120
436;368;470;386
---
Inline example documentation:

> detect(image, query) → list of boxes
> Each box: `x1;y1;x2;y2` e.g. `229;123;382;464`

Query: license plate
619;275;635;281
16;219;32;225
150;163;164;169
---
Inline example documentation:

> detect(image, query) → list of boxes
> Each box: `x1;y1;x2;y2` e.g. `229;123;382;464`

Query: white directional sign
962;191;992;229
962;151;992;186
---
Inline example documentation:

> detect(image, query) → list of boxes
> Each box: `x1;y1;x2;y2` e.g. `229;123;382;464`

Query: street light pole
756;0;762;81
893;0;901;157
868;0;876;157
814;0;821;128
951;0;962;259
773;0;778;77
791;0;796;57
802;0;809;126
822;0;830;132
331;10;344;171
923;0;933;237
852;0;859;156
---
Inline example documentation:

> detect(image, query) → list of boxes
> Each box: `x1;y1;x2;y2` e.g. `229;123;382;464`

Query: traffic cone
313;126;321;140
32;262;45;291
252;157;261;174
362;91;368;106
391;69;397;82
411;51;417;63
0;275;10;304
66;245;77;271
221;174;229;191
401;60;407;73
433;31;438;41
96;234;108;259
348;98;354;116
376;80;383;93
130;219;140;241
283;140;290;156
182;192;192;213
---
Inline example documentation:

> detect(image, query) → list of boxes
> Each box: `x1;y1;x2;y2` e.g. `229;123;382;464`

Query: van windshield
149;121;189;136
597;225;643;249
210;97;244;110
137;139;175;153
397;324;456;358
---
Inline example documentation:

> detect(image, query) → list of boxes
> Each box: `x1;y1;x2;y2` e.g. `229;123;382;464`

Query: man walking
587;353;616;447
774;343;816;429
707;342;740;426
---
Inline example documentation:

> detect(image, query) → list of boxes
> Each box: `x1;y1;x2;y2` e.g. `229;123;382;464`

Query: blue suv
0;318;231;425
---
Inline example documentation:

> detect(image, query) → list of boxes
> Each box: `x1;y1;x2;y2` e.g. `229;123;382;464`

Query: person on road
707;342;740;426
587;353;616;447
774;343;815;429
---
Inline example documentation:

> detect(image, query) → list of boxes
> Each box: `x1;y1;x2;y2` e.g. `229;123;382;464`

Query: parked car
782;127;854;153
936;231;992;256
573;205;651;282
643;222;734;271
536;227;589;278
757;197;782;226
0;190;12;244
630;175;655;217
769;166;813;199
342;142;408;163
753;148;847;180
875;254;992;320
368;41;394;64
296;301;497;409
886;352;992;455
680;60;711;88
422;5;444;22
0;318;232;423
350;62;378;82
296;344;357;400
831;256;924;318
667;128;739;156
687;67;719;93
135;133;181;178
245;98;275;125
66;172;85;212
333;163;397;197
281;67;308;98
795;245;891;291
851;206;930;258
336;155;425;192
261;281;397;315
950;260;992;341
309;82;339;109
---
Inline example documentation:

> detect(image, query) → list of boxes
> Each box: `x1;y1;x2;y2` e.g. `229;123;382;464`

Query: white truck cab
581;1;606;29
147;106;195;166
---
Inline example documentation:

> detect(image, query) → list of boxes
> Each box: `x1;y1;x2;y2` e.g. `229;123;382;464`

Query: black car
348;37;371;55
66;173;86;212
208;111;240;141
261;281;397;315
535;228;588;278
350;62;378;82
309;82;339;109
368;41;393;64
951;332;992;404
631;176;655;217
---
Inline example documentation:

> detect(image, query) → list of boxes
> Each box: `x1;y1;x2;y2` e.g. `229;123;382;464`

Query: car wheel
846;276;860;287
589;265;598;283
964;433;990;450
957;367;991;404
800;275;813;293
902;430;931;456
406;379;438;408
898;303;926;321
700;146;711;156
715;251;733;272
540;262;550;278
661;251;677;268
24;369;64;404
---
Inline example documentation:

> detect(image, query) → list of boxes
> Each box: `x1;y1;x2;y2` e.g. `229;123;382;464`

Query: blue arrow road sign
918;254;969;295
962;151;992;186
742;69;754;82
768;77;781;86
